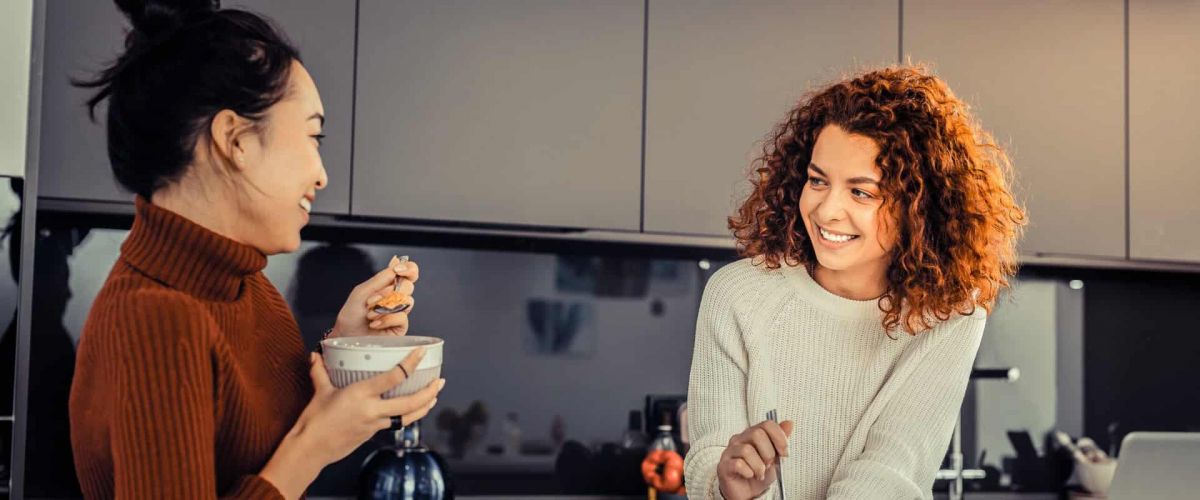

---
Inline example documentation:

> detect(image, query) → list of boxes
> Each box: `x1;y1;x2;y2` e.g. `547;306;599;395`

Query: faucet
937;367;1020;500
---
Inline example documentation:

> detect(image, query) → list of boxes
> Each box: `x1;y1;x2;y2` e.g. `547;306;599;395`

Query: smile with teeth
818;225;858;243
299;198;312;213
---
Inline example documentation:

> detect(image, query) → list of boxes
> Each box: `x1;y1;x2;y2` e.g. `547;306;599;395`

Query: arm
684;268;755;500
108;292;284;499
825;316;986;500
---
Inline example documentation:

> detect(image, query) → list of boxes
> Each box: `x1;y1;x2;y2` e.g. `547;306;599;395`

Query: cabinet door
905;0;1126;259
38;0;127;202
38;0;354;215
1129;1;1200;263
644;0;898;236
353;0;643;230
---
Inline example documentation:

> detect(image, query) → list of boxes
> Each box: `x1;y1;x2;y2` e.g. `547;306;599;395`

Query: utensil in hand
767;409;786;500
372;255;412;315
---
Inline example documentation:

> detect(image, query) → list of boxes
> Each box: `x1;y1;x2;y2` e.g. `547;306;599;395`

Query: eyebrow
308;113;325;126
808;163;880;186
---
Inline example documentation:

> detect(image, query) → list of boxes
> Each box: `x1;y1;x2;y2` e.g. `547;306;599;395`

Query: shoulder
917;305;987;354
86;279;218;350
705;258;786;299
700;258;795;329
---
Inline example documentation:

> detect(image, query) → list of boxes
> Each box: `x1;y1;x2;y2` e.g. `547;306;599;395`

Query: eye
852;188;875;199
312;133;326;146
808;177;828;187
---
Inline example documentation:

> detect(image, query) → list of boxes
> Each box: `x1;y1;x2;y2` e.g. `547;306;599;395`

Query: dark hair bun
115;0;219;38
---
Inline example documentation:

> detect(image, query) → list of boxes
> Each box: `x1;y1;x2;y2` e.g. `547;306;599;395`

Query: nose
814;189;848;224
315;163;328;191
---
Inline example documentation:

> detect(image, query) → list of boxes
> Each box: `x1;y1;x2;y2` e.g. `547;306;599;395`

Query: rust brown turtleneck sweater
70;197;313;499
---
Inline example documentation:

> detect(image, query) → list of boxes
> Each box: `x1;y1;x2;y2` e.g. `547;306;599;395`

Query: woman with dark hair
684;66;1026;499
68;1;442;498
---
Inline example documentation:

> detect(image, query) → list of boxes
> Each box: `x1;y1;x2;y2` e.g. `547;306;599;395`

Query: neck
811;260;889;301
150;166;244;245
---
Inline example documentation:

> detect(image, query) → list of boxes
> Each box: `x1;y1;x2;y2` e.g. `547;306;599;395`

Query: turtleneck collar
120;196;266;301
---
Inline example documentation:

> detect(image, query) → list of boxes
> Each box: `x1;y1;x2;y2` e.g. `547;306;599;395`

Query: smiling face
799;124;898;278
231;61;328;254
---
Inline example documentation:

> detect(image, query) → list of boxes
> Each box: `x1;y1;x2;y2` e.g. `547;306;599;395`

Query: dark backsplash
1081;270;1200;454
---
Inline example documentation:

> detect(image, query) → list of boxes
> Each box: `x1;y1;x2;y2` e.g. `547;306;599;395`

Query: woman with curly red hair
684;65;1025;500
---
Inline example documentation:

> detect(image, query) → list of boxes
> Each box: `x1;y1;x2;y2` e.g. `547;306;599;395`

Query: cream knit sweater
684;259;986;500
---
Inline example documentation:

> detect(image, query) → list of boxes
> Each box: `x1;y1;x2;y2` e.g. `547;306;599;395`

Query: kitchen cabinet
643;0;898;236
37;0;354;215
904;0;1126;259
352;0;643;230
1128;1;1200;263
36;0;125;202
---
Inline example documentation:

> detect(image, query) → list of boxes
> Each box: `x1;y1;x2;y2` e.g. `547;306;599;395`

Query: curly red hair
730;65;1026;335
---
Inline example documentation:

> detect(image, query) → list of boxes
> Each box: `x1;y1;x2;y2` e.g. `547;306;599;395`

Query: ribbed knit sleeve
684;262;765;500
107;290;283;500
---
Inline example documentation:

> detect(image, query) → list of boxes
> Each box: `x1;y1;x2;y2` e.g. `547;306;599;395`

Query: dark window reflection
3;177;85;498
1;178;21;494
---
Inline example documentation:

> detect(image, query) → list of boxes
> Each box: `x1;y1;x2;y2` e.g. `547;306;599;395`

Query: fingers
398;395;439;425
731;458;755;480
378;378;446;417
369;311;410;335
309;352;333;392
355;266;401;302
397;260;419;284
734;442;768;480
760;420;790;458
383;255;420;284
360;347;425;394
746;428;777;469
780;420;794;437
721;454;756;481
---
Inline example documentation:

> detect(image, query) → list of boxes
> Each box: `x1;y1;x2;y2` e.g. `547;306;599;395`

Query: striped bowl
320;335;443;399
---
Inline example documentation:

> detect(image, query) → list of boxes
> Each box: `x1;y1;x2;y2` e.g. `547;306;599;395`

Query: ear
209;109;256;172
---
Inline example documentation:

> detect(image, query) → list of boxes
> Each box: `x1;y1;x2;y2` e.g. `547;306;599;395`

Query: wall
0;0;33;178
970;278;1084;464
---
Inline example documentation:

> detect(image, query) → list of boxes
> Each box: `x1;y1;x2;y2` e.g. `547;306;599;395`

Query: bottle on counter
650;423;677;454
642;413;685;499
502;412;521;456
620;410;648;451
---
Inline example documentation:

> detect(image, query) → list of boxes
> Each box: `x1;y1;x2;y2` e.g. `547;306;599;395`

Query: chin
261;233;302;255
811;250;857;272
279;235;302;254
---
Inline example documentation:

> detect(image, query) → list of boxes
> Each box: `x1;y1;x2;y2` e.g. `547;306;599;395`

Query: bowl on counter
1076;457;1117;495
321;335;443;398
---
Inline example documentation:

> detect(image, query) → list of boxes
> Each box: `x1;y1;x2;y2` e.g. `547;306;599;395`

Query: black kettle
359;422;454;500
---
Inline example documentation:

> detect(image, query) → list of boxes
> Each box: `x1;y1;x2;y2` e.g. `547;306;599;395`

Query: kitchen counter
315;493;1059;500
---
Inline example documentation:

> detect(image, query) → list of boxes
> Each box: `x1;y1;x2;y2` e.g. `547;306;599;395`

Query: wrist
261;430;324;499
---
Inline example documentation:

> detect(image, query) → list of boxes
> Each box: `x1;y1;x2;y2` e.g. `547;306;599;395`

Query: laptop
1108;432;1200;499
